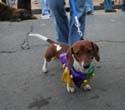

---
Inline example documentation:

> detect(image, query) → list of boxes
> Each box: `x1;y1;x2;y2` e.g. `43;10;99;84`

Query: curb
32;4;122;14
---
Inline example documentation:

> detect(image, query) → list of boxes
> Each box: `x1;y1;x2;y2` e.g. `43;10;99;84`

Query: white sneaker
41;15;50;19
32;0;39;4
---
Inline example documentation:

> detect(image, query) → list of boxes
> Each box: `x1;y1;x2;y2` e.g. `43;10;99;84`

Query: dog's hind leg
42;45;56;73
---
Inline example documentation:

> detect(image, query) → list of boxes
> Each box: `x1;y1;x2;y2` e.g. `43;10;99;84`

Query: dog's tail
29;33;55;44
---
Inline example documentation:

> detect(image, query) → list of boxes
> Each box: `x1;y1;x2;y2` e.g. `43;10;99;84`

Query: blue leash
70;0;83;37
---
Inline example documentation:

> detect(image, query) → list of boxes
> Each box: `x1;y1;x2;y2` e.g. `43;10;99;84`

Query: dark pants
17;0;31;11
122;0;125;11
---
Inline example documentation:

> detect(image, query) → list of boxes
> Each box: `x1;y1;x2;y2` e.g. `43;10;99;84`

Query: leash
70;0;83;38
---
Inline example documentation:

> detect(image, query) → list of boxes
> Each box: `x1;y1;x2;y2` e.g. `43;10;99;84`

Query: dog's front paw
42;68;48;73
42;58;48;73
42;65;48;73
42;66;48;73
66;84;75;93
83;84;92;91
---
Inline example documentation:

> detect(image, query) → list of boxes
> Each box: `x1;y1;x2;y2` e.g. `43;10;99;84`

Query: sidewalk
0;12;125;110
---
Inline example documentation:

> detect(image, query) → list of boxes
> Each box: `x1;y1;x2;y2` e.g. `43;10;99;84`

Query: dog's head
67;40;100;72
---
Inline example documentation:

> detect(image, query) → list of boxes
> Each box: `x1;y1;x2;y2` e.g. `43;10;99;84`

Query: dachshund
29;34;100;93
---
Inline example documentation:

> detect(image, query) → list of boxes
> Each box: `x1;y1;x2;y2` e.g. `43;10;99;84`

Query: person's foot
33;0;39;4
41;15;50;19
105;9;117;12
100;1;114;6
86;11;94;15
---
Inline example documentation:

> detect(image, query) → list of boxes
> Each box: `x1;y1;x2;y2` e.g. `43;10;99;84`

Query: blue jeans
48;0;86;45
104;0;112;10
41;0;50;15
85;0;94;12
6;0;16;5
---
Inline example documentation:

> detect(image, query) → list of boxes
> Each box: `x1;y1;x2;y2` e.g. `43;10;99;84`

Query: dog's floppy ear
91;42;100;62
66;47;74;67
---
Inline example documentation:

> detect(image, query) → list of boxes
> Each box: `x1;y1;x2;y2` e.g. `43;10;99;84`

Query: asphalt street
0;12;125;110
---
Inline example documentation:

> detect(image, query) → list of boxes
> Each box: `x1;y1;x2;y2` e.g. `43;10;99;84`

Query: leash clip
77;26;83;37
74;16;83;37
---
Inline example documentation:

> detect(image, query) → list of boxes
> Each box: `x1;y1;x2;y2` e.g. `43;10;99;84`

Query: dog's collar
70;65;95;87
60;53;95;87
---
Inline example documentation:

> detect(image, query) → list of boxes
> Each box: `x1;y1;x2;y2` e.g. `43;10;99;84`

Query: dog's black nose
83;63;90;69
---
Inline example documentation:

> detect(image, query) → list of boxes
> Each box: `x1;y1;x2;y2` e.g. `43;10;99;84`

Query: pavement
0;11;125;110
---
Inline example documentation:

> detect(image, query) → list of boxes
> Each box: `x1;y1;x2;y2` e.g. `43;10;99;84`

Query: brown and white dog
29;34;100;92
0;2;37;21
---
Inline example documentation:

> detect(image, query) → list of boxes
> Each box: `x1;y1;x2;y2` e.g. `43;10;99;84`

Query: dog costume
60;53;95;88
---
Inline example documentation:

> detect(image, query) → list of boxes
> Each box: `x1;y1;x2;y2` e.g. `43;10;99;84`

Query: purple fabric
59;53;69;67
60;53;87;88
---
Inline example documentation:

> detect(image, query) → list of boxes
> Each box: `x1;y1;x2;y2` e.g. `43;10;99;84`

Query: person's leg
100;0;114;6
48;0;69;44
5;0;9;5
85;0;94;14
8;0;16;5
17;0;31;13
69;0;86;45
104;0;116;12
17;0;25;9
122;0;125;11
41;0;50;16
89;0;94;13
104;0;112;10
25;0;31;12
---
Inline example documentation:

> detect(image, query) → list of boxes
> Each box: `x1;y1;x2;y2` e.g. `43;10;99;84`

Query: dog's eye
87;49;92;54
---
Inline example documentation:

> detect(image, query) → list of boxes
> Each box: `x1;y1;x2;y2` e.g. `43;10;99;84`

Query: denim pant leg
41;0;49;15
6;0;15;5
69;0;86;45
48;0;69;44
104;0;112;10
85;0;94;12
